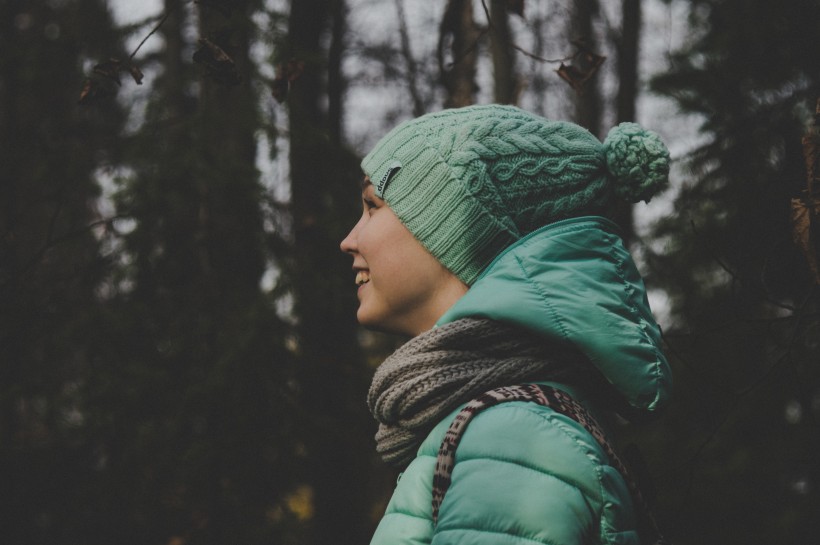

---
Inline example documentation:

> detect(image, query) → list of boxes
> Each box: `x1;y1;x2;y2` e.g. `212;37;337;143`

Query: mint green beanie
361;104;670;285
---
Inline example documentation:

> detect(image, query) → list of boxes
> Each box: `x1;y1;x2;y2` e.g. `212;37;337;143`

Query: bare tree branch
394;0;426;117
129;6;176;61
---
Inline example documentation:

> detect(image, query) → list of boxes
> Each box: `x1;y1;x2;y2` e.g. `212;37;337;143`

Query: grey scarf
367;317;590;467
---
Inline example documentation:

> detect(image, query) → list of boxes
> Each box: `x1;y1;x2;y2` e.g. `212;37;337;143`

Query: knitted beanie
361;104;670;285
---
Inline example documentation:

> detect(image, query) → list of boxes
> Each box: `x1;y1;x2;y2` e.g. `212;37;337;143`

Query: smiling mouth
355;271;370;286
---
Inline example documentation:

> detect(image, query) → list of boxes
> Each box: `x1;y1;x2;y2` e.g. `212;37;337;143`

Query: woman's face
340;179;468;336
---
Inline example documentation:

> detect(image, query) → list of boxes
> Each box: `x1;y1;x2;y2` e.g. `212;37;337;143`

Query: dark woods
0;0;818;544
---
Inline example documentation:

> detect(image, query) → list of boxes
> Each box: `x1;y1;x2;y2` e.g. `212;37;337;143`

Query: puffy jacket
369;216;671;545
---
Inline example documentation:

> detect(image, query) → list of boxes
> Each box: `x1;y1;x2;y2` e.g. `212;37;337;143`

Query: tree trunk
439;0;478;107
612;0;643;241
328;0;347;143
161;0;190;120
616;0;641;124
0;1;125;541
286;0;372;543
527;11;550;116
569;0;601;135
489;0;517;104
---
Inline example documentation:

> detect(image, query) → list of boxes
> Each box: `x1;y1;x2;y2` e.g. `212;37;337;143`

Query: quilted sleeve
369;453;436;545
431;402;639;545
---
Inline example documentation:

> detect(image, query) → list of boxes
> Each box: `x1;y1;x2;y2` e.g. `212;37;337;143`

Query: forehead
361;176;371;189
360;177;379;198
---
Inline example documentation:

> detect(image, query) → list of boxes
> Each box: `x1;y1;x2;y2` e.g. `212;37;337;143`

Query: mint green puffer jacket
369;217;671;545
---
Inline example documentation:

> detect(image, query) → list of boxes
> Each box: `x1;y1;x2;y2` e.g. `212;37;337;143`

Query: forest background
1;0;819;544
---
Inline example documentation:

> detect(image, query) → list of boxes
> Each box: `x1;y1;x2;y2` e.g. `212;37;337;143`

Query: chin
356;309;383;331
357;310;412;337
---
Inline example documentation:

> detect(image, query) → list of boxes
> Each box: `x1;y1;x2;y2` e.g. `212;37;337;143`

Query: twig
673;401;735;512
760;237;798;312
393;0;426;117
480;0;492;25
441;27;488;70
690;219;739;282
692;218;800;314
768;285;817;373
509;42;576;63
22;215;129;275
671;282;817;511
659;327;699;377
479;0;575;64
129;7;175;61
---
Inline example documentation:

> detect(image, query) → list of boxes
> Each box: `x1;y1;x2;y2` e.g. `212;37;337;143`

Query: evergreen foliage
639;0;820;543
84;2;302;543
0;0;126;541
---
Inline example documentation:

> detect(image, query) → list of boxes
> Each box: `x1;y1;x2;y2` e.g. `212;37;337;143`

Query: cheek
356;230;379;266
357;218;399;270
383;246;443;303
358;211;439;287
366;243;413;287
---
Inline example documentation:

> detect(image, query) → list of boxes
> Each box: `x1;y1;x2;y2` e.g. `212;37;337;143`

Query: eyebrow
360;177;372;190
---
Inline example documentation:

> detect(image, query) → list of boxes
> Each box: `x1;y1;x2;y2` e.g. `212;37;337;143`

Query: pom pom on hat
603;122;670;203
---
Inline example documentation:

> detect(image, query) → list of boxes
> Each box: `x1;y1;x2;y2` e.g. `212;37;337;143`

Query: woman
341;104;672;545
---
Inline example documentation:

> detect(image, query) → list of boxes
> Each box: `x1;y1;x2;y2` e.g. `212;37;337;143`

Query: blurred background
1;0;819;543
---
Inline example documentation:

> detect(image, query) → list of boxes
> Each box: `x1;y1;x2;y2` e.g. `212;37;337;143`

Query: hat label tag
375;161;402;198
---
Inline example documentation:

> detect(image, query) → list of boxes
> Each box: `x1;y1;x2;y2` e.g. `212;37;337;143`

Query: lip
354;268;370;292
357;278;370;299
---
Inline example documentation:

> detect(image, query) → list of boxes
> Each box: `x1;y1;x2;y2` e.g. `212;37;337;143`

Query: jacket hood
436;216;671;414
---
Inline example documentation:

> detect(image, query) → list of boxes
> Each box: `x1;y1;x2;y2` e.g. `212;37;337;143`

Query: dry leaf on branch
78;57;144;105
271;59;305;103
93;59;124;84
193;37;242;86
803;133;819;195
791;194;820;284
78;78;112;105
128;64;145;85
791;97;820;284
556;48;606;93
90;58;144;86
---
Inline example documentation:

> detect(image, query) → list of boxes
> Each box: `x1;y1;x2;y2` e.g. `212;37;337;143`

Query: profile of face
340;179;468;336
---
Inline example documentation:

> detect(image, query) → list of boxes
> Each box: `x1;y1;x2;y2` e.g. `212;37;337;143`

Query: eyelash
364;198;377;211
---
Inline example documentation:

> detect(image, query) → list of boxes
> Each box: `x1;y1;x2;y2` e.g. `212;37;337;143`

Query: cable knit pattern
367;317;588;467
603;122;670;203
361;105;671;285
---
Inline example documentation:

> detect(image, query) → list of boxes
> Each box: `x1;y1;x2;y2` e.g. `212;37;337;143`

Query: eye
363;197;378;213
360;183;383;214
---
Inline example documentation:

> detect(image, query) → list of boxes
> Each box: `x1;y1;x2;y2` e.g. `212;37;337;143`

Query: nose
340;219;359;254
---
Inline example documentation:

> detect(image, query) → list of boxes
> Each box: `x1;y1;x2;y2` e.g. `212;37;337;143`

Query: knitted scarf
367;317;591;467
